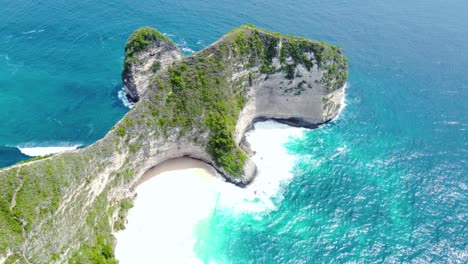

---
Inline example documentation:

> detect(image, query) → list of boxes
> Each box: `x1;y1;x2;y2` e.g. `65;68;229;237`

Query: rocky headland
0;25;347;263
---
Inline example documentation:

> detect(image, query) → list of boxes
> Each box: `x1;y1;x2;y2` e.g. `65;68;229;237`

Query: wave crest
118;87;134;108
17;144;80;156
215;121;305;214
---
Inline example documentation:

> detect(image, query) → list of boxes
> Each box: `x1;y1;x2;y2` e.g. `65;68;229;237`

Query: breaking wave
16;143;80;156
118;86;134;108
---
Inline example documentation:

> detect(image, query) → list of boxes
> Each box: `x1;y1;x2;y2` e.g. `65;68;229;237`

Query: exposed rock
0;25;347;263
122;27;182;102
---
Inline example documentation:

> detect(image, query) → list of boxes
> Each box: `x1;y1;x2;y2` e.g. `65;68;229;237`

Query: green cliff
0;25;347;263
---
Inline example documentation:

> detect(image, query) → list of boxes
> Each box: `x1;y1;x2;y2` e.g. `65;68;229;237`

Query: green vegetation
69;234;117;264
69;191;118;264
0;24;347;262
113;198;134;231
322;51;348;91
229;25;347;91
116;126;125;137
151;61;161;73
124;27;173;68
205;113;246;176
0;168;23;253
117;24;347;175
17;154;54;164
4;254;23;264
144;46;248;175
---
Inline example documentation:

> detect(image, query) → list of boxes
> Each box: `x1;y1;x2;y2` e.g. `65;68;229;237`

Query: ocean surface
1;0;467;263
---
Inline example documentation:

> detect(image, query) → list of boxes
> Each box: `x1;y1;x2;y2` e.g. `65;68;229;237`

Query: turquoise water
1;0;467;262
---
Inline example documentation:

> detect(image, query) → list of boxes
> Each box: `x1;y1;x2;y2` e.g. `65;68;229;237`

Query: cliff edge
0;25;347;263
122;27;182;102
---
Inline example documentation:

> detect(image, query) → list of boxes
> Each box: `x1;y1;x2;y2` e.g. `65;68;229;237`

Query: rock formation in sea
122;27;182;102
0;25;347;263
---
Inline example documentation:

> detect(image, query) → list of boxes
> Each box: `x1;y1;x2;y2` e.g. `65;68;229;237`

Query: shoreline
115;120;306;263
134;157;218;187
115;158;220;264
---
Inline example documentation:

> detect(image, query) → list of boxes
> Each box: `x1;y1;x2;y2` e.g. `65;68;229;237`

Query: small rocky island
0;25;347;263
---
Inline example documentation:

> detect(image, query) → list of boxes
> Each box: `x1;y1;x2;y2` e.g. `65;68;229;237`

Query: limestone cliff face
126;26;347;184
0;25;347;263
233;51;345;143
125;26;347;184
122;27;182;101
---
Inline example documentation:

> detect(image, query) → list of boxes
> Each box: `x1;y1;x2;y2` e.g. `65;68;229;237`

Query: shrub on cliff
124;27;172;67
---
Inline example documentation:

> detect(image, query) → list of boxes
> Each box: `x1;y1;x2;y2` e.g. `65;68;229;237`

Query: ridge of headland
0;24;347;263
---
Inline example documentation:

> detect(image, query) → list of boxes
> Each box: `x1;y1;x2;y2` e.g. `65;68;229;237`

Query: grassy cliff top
120;24;347;177
123;27;175;68
125;26;173;53
210;24;347;90
0;25;347;263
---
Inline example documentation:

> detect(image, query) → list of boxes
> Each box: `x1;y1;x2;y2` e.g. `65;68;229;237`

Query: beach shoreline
134;157;218;187
114;121;305;263
114;157;221;264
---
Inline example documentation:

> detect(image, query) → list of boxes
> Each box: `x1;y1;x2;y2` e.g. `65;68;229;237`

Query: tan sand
136;157;217;186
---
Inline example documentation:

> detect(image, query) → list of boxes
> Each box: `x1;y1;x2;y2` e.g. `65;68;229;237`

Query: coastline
16;145;80;157
0;25;348;261
134;157;218;187
115;121;305;263
114;158;219;264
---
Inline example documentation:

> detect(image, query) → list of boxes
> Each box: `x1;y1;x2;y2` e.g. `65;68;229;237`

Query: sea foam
118;87;134;108
177;38;195;54
21;29;45;34
214;121;304;214
17;144;80;156
114;121;304;263
335;82;348;120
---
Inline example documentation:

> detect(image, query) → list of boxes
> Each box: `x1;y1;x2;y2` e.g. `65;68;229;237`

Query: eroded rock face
122;29;182;102
234;55;345;145
121;27;347;185
0;25;347;263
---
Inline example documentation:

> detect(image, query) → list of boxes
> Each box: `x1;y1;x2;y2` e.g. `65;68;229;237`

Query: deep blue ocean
1;0;467;262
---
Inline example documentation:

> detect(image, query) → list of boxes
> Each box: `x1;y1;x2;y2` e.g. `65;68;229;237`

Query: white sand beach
114;158;219;264
114;121;304;263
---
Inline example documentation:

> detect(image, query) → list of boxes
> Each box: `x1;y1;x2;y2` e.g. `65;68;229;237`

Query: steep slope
122;27;182;102
0;25;347;263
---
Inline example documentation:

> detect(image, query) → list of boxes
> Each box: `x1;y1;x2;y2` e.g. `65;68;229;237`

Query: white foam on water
17;144;80;156
177;38;195;54
118;87;134;108
334;82;348;121
22;29;44;34
115;168;219;264
0;54;10;61
115;121;305;263
330;145;349;160
214;121;304;214
181;47;195;53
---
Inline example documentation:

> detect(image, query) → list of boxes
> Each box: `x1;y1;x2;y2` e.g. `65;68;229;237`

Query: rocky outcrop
123;26;347;185
0;25;347;263
233;54;345;143
122;27;182;102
